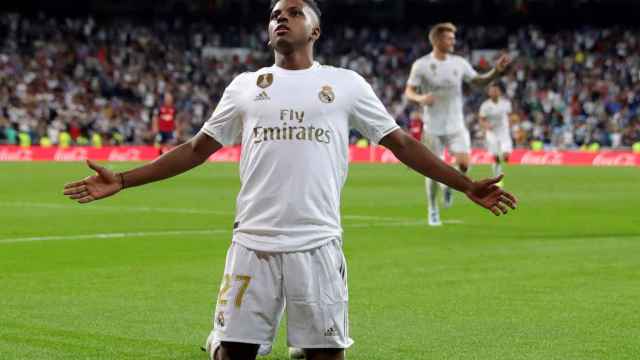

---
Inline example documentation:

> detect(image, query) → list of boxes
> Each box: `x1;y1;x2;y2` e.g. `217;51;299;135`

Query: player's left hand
63;160;122;204
465;175;518;216
495;54;512;74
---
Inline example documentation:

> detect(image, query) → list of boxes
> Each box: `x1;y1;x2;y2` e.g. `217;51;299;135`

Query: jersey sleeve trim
375;125;401;145
199;127;224;145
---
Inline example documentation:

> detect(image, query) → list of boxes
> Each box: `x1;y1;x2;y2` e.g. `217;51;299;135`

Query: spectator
0;13;638;149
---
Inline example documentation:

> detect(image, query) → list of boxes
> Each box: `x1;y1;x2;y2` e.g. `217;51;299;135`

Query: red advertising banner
508;149;640;167
0;145;638;167
0;146;159;162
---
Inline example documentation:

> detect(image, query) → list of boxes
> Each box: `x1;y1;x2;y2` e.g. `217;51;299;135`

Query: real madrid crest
319;85;335;104
257;73;274;89
216;311;225;328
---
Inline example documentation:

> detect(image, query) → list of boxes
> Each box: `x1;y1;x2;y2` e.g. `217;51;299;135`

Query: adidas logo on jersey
324;326;337;337
254;91;271;101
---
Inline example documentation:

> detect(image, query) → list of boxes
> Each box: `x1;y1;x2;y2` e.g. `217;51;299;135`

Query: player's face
437;31;456;53
164;94;174;106
488;86;501;100
268;0;319;54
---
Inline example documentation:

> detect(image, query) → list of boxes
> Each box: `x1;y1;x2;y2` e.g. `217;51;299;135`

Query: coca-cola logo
519;151;564;165
470;151;495;165
108;149;142;161
592;153;637;167
0;148;33;161
209;148;241;162
54;148;89;161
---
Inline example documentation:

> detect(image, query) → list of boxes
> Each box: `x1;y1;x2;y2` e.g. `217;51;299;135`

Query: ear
310;26;321;42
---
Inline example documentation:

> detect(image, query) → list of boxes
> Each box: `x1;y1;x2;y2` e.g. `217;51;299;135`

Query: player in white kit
63;3;518;360
405;23;513;226
479;83;513;182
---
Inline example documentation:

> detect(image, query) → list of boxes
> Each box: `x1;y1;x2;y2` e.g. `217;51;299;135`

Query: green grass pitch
1;161;639;359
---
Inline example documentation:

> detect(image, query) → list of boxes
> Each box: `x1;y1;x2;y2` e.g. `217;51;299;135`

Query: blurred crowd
0;13;639;149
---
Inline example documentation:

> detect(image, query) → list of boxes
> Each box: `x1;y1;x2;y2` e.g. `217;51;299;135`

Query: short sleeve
199;74;246;145
479;102;489;117
505;100;513;114
349;73;400;144
461;58;479;83
406;60;425;88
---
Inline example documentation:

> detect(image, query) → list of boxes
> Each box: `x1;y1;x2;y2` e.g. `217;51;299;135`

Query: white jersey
407;53;478;135
479;97;512;135
200;62;399;252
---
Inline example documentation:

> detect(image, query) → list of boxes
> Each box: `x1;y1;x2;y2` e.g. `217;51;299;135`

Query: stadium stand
0;13;638;149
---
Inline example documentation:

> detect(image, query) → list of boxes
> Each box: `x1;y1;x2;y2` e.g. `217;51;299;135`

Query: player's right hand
419;93;436;106
63;160;122;204
465;175;518;216
495;54;513;74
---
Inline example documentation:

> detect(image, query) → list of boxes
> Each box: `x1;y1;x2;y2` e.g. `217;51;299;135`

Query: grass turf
0;161;639;359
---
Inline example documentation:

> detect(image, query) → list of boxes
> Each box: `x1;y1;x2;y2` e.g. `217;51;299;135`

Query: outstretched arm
63;132;222;203
479;115;492;132
470;54;512;88
404;85;435;107
380;129;517;215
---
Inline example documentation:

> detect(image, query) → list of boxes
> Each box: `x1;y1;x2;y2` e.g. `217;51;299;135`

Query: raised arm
380;129;517;215
63;133;222;204
479;114;492;132
470;54;512;88
404;85;435;107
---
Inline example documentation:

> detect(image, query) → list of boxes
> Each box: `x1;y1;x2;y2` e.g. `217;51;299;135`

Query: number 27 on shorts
217;274;252;308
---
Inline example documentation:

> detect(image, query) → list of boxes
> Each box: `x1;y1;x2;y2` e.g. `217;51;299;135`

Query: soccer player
479;83;513;182
153;93;177;145
63;2;518;360
405;22;513;226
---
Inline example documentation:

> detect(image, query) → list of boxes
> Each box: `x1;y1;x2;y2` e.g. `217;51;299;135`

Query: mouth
274;25;290;35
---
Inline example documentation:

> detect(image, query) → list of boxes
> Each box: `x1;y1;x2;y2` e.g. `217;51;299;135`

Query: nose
277;13;289;24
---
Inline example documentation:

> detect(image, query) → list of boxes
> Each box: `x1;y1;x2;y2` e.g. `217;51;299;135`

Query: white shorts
422;130;471;159
209;239;353;349
485;131;513;156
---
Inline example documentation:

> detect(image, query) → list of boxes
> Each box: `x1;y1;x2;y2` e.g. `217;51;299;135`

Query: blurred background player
408;110;424;142
405;22;512;226
153;92;177;147
479;83;513;185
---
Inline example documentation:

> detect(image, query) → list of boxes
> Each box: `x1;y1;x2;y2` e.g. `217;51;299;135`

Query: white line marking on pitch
0;201;423;222
345;219;463;228
346;221;426;228
0;219;464;244
342;214;408;221
0;229;229;244
443;220;465;224
0;201;232;215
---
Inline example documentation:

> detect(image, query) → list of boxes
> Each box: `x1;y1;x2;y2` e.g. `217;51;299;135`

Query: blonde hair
429;22;457;45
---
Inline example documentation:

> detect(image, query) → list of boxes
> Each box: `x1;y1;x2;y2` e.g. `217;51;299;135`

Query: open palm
465;175;518;216
63;160;122;204
496;54;513;73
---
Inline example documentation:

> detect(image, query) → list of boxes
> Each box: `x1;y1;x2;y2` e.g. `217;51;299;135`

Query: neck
274;48;314;70
433;48;448;60
491;97;499;103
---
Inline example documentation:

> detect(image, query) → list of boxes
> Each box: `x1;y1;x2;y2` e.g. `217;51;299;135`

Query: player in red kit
154;93;177;145
408;111;423;141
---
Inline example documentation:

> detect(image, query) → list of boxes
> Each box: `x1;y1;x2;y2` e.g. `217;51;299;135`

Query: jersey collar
272;61;321;75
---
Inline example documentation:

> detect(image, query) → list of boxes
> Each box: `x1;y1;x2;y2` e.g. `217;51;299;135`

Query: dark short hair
489;81;504;92
270;0;322;21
